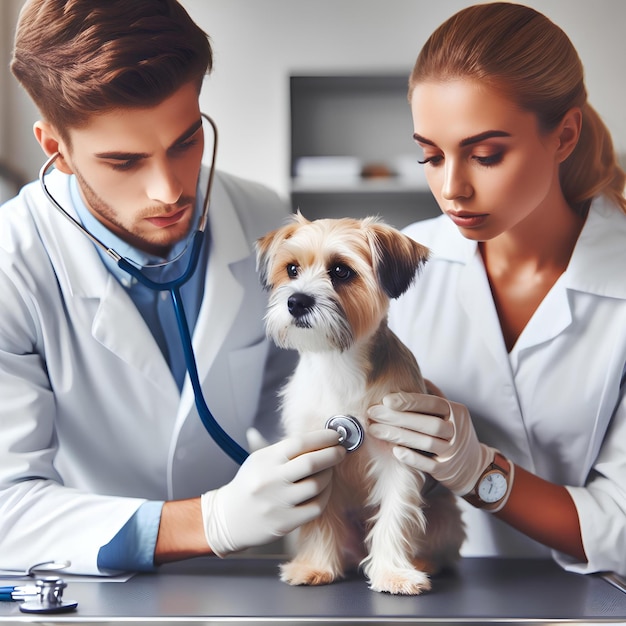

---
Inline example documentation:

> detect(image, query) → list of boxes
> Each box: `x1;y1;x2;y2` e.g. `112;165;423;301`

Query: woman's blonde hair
409;2;626;215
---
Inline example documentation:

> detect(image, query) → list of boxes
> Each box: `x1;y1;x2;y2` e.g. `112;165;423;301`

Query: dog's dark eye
329;264;354;283
287;264;299;278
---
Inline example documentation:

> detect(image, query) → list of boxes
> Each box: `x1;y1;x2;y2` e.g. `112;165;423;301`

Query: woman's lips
145;207;189;228
446;211;489;229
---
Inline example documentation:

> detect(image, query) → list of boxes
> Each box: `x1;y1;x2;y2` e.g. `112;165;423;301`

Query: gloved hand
367;392;495;496
201;429;345;557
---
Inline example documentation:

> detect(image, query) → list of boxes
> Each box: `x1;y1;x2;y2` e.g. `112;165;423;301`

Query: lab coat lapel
178;175;250;418
457;248;513;375
511;277;572;360
456;247;536;470
91;276;179;394
37;169;178;394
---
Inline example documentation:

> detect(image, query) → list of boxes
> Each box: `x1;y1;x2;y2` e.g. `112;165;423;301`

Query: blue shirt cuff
97;501;164;572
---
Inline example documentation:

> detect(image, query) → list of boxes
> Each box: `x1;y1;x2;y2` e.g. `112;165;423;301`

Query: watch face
477;472;508;503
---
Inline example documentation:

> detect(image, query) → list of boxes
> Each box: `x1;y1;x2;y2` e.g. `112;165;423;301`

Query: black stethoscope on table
39;113;364;463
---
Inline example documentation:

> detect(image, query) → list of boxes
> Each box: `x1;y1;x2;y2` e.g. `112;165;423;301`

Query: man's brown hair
11;0;212;140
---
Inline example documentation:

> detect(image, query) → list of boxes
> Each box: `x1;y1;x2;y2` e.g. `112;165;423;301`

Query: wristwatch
464;452;512;512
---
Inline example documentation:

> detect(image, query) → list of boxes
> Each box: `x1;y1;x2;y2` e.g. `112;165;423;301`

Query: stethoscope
38;114;365;466
0;560;77;614
39;113;252;465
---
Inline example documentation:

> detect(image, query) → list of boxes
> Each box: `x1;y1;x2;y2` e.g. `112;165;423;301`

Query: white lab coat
0;167;294;574
389;196;626;576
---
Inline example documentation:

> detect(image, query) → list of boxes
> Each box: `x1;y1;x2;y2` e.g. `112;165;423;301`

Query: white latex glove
367;391;495;496
201;429;345;557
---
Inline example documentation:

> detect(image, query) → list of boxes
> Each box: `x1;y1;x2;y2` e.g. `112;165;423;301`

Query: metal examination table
1;556;625;623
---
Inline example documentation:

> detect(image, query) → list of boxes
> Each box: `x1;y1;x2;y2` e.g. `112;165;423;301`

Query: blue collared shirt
69;177;210;571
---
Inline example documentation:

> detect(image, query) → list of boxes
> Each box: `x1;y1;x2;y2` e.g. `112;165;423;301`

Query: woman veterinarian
369;2;626;577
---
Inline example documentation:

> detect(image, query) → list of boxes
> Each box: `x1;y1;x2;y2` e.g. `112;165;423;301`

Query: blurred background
1;0;625;227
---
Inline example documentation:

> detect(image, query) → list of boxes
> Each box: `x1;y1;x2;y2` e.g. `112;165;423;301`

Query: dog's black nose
288;293;315;318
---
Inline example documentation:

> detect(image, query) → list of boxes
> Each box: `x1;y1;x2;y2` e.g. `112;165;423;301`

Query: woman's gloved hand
367;391;495;496
201;430;345;557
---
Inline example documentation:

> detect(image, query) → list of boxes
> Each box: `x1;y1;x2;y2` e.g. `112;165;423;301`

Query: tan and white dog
256;213;464;595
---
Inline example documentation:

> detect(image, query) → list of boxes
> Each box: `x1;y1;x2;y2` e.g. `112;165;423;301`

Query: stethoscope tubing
38;114;249;466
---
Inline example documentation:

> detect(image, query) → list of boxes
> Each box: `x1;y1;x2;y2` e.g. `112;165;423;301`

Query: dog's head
256;212;429;353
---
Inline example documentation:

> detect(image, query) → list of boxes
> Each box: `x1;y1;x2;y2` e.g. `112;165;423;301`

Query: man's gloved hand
367;392;495;496
201;429;345;557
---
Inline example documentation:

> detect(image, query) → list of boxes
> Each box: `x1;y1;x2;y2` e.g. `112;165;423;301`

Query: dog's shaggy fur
256;213;464;595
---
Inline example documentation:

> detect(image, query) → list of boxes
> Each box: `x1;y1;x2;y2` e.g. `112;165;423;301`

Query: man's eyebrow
94;118;203;161
413;130;512;148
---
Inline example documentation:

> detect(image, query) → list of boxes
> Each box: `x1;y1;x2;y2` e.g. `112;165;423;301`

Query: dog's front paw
279;559;342;586
368;567;431;595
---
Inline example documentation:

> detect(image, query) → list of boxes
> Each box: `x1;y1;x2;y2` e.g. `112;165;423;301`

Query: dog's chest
281;351;372;431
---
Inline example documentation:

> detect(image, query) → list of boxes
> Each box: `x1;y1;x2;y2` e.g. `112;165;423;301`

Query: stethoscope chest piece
325;415;365;452
19;577;78;614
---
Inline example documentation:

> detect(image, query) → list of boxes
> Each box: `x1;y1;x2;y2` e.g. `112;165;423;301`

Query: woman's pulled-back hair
11;0;212;140
409;2;626;214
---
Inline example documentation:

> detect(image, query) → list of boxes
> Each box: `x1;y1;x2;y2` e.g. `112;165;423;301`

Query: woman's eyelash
418;156;442;165
474;152;504;166
417;152;504;167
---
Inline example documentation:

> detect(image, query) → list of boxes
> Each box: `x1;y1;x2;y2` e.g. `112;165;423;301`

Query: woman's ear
555;107;582;164
33;121;74;174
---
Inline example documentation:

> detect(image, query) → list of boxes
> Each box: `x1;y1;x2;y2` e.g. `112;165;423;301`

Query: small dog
256;212;464;595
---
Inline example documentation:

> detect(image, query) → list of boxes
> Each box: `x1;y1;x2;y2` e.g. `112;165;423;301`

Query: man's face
58;81;205;257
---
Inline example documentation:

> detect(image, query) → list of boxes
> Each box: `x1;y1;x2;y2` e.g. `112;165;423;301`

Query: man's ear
33;120;74;174
555;107;582;164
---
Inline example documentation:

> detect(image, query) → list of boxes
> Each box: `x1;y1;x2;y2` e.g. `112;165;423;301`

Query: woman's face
410;80;565;241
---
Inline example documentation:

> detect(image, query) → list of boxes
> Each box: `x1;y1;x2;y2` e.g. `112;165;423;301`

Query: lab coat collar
36;168;112;298
32;168;175;389
564;195;626;300
69;174;202;287
178;171;251;415
431;195;626;301
510;196;626;359
431;195;626;363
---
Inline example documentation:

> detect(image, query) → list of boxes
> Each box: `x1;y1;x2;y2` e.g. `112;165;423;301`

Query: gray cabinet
289;74;440;229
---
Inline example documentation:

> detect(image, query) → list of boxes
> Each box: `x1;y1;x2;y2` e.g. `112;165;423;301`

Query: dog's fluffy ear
255;212;308;289
367;222;430;299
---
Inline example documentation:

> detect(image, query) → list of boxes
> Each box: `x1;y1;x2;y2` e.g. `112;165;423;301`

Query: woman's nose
146;162;183;205
441;160;472;201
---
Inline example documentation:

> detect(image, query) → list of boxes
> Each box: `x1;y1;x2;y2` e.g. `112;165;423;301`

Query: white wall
0;0;41;188
181;0;626;199
2;1;625;198
183;0;626;199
